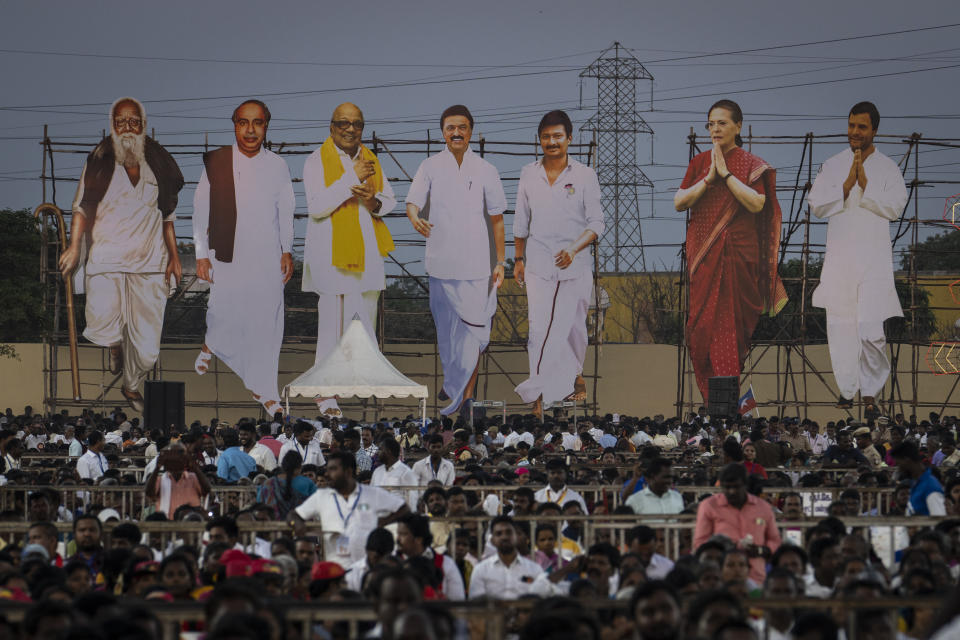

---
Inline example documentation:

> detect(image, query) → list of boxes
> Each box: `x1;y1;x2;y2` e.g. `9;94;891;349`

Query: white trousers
314;290;380;366
826;310;890;399
205;258;284;404
83;271;167;392
515;271;591;405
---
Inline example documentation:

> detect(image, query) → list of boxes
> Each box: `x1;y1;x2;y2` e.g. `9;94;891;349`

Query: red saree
681;147;787;399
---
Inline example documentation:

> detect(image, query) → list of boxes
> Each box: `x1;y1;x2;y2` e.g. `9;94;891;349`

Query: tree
0;209;50;355
382;278;435;343
901;229;960;271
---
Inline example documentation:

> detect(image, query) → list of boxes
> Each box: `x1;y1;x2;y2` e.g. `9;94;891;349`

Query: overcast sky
3;0;960;271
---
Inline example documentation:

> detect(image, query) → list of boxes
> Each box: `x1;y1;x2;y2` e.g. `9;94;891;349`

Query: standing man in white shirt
76;431;109;481
278;421;326;468
560;421;582;451
238;422;277;472
534;458;588;513
468;515;554;599
292;451;409;565
406;105;508;417
66;425;82;457
370;437;418;510
808;102;908;417
513;110;604;416
59;97;185;413
302;103;397;418
625;458;684;515
193;99;296;416
411;434;456;487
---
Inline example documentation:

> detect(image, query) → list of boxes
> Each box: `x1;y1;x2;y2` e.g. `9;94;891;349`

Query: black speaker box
143;380;185;432
707;376;740;417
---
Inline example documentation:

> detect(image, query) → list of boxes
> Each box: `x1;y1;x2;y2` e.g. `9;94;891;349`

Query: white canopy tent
283;317;429;423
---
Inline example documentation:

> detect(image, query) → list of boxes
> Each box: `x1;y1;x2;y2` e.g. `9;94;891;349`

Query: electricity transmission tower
580;42;654;272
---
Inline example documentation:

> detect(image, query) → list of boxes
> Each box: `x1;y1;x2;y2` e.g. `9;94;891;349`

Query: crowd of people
0;403;958;640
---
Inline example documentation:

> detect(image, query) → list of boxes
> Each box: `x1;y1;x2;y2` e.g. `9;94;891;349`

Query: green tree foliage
382;278;435;342
753;257;935;343
900;229;960;271
0;209;49;347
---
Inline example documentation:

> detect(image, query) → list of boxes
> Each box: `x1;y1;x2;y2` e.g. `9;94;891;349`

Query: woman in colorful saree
674;100;787;400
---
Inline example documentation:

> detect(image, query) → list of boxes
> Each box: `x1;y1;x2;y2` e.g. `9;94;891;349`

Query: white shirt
513;158;604;280
415;549;466;600
76;450;108;481
371;461;419;510
345;557;370;592
412;456;456;487
67;438;82;457
625;487;685;515
809;147;908;319
534;485;588;513
278;439;326;468
24;434;47;450
73;160;169;275
503;432;534;450
301;143;397;294
193;144;295;262
468;552;552;599
104;431;123;447
645;553;675;580
631;431;653;447
242;443;277;472
406;148;507;280
809;434;831;456
560;432;582;451
295;484;405;564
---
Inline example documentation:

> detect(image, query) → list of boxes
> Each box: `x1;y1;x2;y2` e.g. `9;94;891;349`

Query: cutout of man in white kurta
406;105;508;416
193;101;295;416
808;102;908;413
513;110;604;417
301;103;397;418
60;97;184;413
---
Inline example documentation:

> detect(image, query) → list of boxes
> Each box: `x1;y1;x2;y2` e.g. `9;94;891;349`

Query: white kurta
73;161;171;392
808;147;908;398
302;144;397;365
512;159;604;405
407;148;507;414
193;144;295;404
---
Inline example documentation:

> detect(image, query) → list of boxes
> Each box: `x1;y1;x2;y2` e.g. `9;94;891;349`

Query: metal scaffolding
676;129;960;421
35;133;606;421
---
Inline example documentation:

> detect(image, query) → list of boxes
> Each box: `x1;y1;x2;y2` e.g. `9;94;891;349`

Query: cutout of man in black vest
60;97;184;412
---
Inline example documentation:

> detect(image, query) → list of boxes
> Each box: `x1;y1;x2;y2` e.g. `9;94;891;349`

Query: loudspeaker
707;376;740;417
144;380;185;431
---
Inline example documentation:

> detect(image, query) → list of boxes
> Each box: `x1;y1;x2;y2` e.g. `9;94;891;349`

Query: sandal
195;349;212;375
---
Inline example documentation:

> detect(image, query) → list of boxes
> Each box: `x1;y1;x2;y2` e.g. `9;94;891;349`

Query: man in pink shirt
258;423;283;458
145;443;211;519
693;463;780;584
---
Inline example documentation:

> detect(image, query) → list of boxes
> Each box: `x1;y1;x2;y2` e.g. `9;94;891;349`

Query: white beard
111;131;145;168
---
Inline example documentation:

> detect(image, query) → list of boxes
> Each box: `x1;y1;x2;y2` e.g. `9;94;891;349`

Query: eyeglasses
332;119;364;131
704;120;731;130
114;117;143;130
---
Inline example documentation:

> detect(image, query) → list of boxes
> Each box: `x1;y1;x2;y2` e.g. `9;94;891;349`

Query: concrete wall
1;341;955;425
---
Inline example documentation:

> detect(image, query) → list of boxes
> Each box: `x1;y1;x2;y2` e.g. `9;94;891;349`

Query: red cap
310;561;347;581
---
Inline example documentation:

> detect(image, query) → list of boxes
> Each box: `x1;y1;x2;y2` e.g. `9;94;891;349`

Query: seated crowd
0;404;958;639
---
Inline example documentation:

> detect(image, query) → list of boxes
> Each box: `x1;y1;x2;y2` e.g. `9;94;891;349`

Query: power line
630;22;960;64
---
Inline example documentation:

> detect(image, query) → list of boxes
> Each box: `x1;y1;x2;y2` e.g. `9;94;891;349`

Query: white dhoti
84;271;167;392
429;277;497;415
515;271;591;405
314;290;380;366
205;257;284;405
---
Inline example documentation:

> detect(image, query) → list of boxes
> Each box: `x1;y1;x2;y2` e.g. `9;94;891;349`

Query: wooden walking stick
34;203;81;400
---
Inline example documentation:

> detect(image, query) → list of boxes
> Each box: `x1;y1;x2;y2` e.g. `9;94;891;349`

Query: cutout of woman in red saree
675;100;787;400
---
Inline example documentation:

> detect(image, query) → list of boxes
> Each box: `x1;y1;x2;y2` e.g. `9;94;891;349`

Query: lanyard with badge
333;486;362;556
296;441;309;462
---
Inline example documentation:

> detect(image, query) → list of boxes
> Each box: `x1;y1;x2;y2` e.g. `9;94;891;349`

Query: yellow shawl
322;137;395;271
